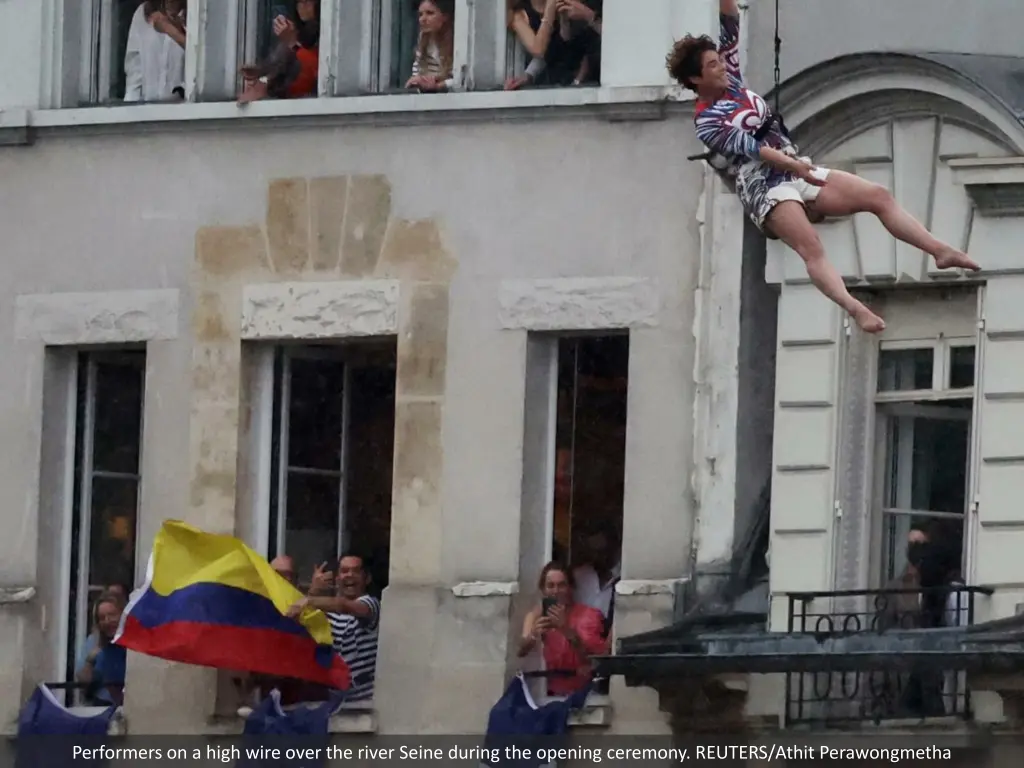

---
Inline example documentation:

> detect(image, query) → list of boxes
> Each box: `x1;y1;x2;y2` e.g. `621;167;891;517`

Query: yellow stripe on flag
148;521;333;647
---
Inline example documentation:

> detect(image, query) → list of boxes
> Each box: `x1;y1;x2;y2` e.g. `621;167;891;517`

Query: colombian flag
113;521;350;690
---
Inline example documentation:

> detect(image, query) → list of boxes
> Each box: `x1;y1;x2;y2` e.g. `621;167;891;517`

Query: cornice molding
950;158;1024;216
772;54;1024;158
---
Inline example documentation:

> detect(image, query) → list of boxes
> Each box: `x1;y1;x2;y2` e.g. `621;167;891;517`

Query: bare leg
765;201;886;333
810;170;980;271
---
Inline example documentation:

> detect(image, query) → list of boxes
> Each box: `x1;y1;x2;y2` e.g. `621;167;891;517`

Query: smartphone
541;597;557;616
271;3;290;22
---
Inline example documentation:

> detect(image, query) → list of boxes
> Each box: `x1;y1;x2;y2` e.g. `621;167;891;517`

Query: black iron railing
784;585;992;726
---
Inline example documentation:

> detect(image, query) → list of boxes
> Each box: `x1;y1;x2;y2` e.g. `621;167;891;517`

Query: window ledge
23;85;692;135
0;586;34;604
616;579;684;597
234;705;377;734
452;581;518;598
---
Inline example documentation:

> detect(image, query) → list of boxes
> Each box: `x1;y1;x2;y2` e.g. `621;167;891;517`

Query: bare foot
934;248;981;272
851;305;886;333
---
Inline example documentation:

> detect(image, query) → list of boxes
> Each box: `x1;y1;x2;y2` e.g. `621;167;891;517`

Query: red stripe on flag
116;615;350;690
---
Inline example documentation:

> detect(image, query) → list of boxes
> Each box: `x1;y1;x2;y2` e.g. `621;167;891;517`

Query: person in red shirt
239;0;320;104
518;561;608;696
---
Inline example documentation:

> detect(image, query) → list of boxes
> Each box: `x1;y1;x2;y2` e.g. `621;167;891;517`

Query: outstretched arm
718;0;742;84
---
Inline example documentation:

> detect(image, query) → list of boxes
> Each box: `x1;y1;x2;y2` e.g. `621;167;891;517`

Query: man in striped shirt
288;553;380;703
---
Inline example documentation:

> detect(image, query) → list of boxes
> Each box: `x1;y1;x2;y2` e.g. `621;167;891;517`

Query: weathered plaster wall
0;114;706;733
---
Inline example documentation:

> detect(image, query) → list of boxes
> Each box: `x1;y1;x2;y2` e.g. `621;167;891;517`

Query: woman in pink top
518;561;608;696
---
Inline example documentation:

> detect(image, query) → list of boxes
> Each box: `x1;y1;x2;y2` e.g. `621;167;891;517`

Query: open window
551;335;627;575
517;333;628;701
873;338;975;586
55;0;187;106
331;0;462;95
261;341;396;593
62;349;146;703
486;0;603;91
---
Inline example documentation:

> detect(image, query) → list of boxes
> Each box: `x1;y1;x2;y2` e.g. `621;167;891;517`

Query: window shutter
769;286;844;628
970;277;1024;598
831;296;876;595
331;1;377;95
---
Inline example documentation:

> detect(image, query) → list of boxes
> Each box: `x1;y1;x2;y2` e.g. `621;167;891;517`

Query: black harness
686;110;791;164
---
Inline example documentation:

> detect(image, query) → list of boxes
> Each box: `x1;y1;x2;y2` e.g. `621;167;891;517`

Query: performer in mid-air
666;0;979;333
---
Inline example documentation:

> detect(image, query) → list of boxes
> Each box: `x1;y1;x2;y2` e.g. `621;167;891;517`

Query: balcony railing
784;586;991;726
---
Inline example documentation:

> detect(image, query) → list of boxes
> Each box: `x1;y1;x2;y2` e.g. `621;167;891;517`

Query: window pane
552;335;628;566
93;357;145;474
110;0;144;101
287;358;345;470
388;0;419;90
346;364;396;592
284;471;341;583
88;476;139;590
883;404;970;514
877;348;933;392
949;346;976;389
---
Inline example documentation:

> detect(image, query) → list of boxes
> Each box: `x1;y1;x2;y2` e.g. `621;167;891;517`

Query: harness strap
752;111;791;143
688;111;791;164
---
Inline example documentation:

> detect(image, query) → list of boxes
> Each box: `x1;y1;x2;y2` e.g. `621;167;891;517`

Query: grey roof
920;53;1024;123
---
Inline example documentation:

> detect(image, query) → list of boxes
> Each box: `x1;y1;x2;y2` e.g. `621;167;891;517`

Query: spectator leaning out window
406;0;457;92
239;0;321;105
517;561;608;696
505;0;601;90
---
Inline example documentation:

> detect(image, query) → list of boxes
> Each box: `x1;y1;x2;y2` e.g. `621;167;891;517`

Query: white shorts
766;163;831;207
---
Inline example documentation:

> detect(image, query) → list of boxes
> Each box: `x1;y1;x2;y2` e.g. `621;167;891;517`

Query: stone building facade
3;0;1024;746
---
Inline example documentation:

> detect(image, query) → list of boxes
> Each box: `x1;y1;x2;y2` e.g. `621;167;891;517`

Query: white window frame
869;335;977;586
245;346;358;569
61;349;146;686
191;0;242;101
271;347;352;562
532;331;626;704
326;0;469;96
42;0;195;107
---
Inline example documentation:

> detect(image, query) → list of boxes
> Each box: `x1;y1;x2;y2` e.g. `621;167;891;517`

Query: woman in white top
406;0;456;92
124;0;187;102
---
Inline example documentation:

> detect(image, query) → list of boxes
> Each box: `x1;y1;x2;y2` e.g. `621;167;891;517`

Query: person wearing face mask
874;528;945;717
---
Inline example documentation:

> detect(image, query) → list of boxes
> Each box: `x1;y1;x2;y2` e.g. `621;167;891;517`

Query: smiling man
288;553;380;702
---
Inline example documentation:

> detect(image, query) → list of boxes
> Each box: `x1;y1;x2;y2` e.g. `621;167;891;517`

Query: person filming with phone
238;0;320;104
518;561;608;696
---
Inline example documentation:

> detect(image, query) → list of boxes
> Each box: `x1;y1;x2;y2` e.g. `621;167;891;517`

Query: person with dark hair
239;0;321;104
506;0;589;88
288;553;380;701
406;0;456;92
666;0;979;333
517;561;606;696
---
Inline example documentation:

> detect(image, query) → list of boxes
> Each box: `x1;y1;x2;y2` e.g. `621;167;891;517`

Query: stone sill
3;85;691;143
784;716;978;737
